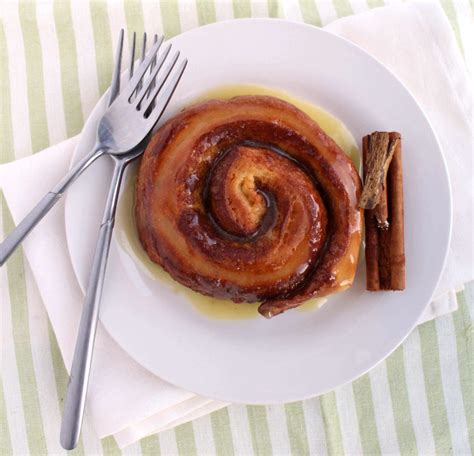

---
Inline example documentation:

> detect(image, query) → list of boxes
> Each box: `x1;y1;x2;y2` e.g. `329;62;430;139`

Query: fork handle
60;157;127;450
0;147;103;266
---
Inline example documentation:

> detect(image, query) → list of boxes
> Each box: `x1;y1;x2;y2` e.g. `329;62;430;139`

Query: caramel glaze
135;95;362;318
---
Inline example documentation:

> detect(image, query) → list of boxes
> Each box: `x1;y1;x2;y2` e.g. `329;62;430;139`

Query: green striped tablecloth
1;1;472;455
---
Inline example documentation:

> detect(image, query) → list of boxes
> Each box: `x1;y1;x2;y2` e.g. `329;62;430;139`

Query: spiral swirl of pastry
135;95;362;317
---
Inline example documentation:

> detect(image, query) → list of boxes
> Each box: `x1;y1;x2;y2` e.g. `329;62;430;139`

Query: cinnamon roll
135;95;362;317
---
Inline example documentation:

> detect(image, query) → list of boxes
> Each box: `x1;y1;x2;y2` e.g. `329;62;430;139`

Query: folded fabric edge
0;135;79;180
417;290;458;325
114;398;228;448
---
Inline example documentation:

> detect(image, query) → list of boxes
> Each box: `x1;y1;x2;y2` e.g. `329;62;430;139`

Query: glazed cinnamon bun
135;95;362;317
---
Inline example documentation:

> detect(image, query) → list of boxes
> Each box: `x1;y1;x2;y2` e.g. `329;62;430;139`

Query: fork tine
109;29;124;106
125;36;164;99
141;34;160;110
134;32;147;93
143;58;187;125
140;32;147;63
129;31;136;80
148;34;159;94
134;43;172;108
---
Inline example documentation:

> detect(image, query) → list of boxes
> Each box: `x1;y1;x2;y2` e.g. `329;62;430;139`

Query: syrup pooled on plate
116;84;360;319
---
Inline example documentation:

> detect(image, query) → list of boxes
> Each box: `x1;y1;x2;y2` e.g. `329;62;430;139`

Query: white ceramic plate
65;19;451;404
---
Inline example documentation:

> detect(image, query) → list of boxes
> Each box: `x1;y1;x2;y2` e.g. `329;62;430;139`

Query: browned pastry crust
135;95;362;318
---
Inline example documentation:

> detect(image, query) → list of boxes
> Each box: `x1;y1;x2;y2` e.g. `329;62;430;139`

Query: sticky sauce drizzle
115;84;359;320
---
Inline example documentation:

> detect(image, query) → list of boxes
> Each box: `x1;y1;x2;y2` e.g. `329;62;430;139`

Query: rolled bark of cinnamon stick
363;132;405;291
387;132;405;289
363;136;380;291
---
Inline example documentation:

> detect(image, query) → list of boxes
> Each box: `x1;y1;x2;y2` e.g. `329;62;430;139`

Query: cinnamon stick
363;136;380;291
387;132;405;290
362;132;405;291
359;132;392;210
374;136;398;228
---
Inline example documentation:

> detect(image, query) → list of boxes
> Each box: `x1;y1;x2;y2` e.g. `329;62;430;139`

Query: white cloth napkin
1;1;472;449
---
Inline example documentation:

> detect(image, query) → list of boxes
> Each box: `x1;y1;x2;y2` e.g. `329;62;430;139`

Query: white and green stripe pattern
1;1;473;454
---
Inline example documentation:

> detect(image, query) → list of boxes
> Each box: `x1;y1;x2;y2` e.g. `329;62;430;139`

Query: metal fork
0;30;186;266
59;31;187;450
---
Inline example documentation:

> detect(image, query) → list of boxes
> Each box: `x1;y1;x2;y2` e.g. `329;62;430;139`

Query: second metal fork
60;31;187;450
